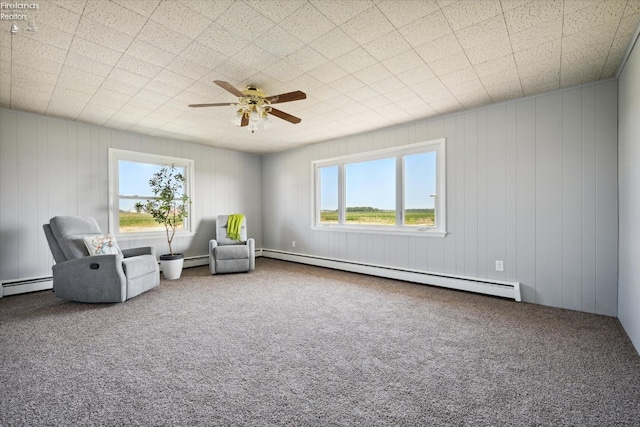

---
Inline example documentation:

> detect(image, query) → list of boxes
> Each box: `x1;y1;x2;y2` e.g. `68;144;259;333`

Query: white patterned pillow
83;234;122;256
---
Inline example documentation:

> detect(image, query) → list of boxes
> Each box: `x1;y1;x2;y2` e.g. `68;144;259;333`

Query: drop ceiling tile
165;56;209;81
499;0;530;13
12;37;67;65
372;75;406;94
15;21;74;51
514;38;561;68
35;2;81;34
179;42;228;70
308;61;348;84
382;50;427;75
504;0;562;34
440;67;479;87
11;64;58;87
50;86;92;106
563;0;626;36
254;26;306;57
149;0;212;39
46;102;84;119
176;0;233;21
76;17;133;53
353;62;393;85
285;46;330;73
346;85;380;102
429;97;463;115
377;0;440;28
116;55;162;80
109;67;151;88
415;33;463;64
363;30;411;62
519;63;560;95
428;51;471;76
473;53;517;78
245;0;306;23
144;79;185;98
138;20;193;55
84;0;148;37
509;17;563;52
113;0;161;17
259;58;307;82
624;1;640;17
197;23;250;57
59;65;104;86
125;39;176;68
341;6;395;45
11;52;64;76
479;67;520;89
383;86;416;103
70;36;123;66
395;64;437;86
465;37;513;64
333;48;378;73
329;74;365;94
310;0;374;25
441;0;502;31
280;3;336;43
308;27;358;60
448;78;485;96
48;0;88;14
455;14;508;50
90;91;132;110
486;85;523;103
313;84;341;101
399;10;453;48
64;52;114;77
617;12;640;37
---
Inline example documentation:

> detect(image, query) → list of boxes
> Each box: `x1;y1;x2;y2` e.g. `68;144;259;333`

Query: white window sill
311;224;447;237
114;231;196;241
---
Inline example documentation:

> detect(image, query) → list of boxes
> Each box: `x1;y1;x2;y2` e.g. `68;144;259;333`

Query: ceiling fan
189;80;306;132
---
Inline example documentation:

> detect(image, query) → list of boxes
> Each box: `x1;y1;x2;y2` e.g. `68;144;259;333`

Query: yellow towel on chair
226;214;244;241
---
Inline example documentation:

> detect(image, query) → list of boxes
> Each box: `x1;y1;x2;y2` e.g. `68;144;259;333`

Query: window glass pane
345;157;395;225
319;166;338;223
118;161;187;233
404;151;436;226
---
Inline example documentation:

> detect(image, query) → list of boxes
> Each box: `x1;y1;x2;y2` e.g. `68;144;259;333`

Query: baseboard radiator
1;276;53;298
260;249;522;302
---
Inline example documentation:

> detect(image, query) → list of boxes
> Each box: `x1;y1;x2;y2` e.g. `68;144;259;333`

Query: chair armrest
208;240;219;274
122;246;156;258
247;238;255;271
52;255;127;303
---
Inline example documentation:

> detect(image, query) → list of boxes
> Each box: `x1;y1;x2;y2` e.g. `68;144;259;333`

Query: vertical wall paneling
562;88;583;311
618;39;640;352
259;80;619;314
0;111;18;279
485;106;507;281
464;112;478;278
594;81;618;316
516;98;537;303
580;85;597;313
0;109;263;281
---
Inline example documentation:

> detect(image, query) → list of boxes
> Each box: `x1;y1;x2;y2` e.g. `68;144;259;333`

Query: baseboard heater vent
181;255;209;269
1;276;53;298
261;249;521;302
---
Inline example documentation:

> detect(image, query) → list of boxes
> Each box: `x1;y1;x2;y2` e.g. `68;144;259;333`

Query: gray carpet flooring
1;258;639;426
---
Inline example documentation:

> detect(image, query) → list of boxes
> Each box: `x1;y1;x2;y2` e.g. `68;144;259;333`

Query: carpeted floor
1;258;639;426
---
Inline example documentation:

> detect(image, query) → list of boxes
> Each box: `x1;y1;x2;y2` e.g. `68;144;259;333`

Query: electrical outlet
292;240;296;248
495;260;504;272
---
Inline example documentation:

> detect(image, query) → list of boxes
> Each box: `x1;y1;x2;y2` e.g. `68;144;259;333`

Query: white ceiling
1;0;639;154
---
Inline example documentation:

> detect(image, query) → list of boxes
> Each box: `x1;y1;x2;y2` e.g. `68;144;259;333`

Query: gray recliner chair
209;215;255;274
43;216;160;303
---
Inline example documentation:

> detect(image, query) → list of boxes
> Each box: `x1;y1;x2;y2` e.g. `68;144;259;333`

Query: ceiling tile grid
1;0;639;154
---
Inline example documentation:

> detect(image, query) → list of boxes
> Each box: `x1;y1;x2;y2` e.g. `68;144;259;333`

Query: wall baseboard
260;249;522;302
1;276;53;297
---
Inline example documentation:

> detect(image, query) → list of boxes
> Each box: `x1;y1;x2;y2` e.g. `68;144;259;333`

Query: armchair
209;215;255;274
43;216;160;303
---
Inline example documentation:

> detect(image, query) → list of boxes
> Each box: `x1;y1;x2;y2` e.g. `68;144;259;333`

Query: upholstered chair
43;216;159;303
209;215;255;274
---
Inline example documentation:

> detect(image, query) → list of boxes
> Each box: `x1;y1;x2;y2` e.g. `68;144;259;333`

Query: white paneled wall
262;80;618;315
618;40;640;353
0;109;262;282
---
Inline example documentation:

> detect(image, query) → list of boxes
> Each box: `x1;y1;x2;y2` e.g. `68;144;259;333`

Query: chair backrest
45;216;103;261
216;214;247;245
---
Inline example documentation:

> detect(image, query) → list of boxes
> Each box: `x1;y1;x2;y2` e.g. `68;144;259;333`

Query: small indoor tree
135;164;190;256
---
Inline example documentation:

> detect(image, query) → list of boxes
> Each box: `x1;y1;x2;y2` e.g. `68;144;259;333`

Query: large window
313;139;446;236
108;149;194;236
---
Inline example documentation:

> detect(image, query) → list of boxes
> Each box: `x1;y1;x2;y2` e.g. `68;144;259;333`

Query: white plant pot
160;254;184;280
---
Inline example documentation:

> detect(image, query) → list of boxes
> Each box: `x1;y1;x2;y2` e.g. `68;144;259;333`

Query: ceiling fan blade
269;108;302;124
240;114;249;127
188;103;236;107
266;90;306;104
214;80;245;98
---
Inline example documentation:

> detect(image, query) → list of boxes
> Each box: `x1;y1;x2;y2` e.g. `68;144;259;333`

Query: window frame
312;139;446;237
108;148;195;239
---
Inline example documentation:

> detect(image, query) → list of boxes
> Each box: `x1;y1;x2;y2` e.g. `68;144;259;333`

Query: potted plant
135;164;190;280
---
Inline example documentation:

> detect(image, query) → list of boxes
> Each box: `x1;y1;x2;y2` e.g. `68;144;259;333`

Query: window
313;139;446;236
108;149;194;237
